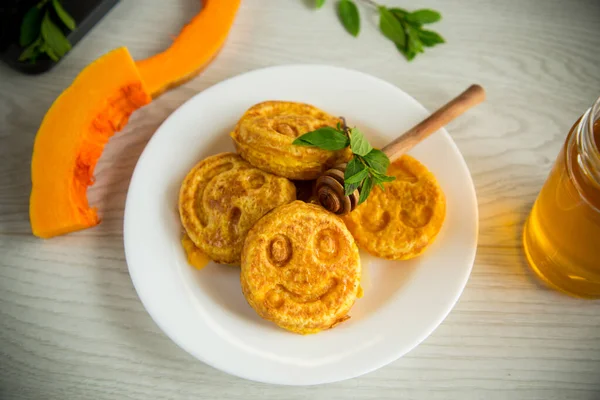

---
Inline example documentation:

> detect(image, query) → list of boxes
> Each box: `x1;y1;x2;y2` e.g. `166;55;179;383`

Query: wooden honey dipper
316;84;486;215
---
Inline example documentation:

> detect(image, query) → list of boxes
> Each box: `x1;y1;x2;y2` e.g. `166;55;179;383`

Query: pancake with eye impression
179;153;296;265
342;155;446;260
230;101;352;180
241;201;361;334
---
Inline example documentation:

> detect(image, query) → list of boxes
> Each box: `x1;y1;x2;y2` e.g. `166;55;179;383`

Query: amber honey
181;234;211;270
524;98;600;298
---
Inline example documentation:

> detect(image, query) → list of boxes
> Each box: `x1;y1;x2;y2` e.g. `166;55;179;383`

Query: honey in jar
523;97;600;298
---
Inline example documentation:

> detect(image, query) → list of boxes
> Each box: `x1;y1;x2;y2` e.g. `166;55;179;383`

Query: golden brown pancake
342;155;446;260
179;153;296;265
241;201;361;334
230;101;352;180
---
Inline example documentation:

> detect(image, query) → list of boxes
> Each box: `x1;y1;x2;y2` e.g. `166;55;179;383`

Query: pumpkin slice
30;47;152;238
136;0;241;98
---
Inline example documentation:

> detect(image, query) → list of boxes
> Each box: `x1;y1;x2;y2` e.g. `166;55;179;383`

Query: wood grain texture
1;0;600;398
382;84;486;160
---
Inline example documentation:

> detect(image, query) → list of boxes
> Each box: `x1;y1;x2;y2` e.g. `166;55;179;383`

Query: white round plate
124;65;478;386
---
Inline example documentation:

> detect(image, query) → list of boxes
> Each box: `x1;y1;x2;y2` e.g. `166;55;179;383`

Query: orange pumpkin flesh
136;0;242;98
30;1;242;238
30;47;151;238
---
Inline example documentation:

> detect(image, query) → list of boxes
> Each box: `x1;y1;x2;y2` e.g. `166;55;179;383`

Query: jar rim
575;96;600;190
589;95;600;154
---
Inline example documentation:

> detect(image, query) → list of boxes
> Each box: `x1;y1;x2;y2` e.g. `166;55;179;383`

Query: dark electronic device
0;0;119;74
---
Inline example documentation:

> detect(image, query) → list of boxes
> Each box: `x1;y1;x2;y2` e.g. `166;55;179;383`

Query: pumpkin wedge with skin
30;47;152;238
136;0;241;98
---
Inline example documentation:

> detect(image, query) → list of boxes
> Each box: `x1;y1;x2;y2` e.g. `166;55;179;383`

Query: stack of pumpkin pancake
178;101;446;334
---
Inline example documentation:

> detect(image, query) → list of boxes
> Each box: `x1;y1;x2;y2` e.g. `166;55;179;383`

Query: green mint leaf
372;172;396;183
371;171;396;189
345;168;369;184
344;157;364;195
18;37;42;61
418;29;445;47
371;169;396;190
52;0;76;31
397;43;417;61
358;176;374;205
394;23;423;61
344;181;360;196
363;149;390;174
389;7;408;19
379;7;406;48
41;11;71;58
344;157;365;180
40;41;60;61
406;9;441;25
349;127;372;156
407;24;424;55
292;127;350;150
338;0;360;37
20;6;42;47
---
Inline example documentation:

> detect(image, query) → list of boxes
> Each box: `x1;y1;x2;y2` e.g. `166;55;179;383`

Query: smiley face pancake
230;101;352;180
342;155;446;260
179;153;296;265
241;201;361;334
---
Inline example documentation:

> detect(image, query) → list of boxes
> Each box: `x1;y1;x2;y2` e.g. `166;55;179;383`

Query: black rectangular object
0;0;120;74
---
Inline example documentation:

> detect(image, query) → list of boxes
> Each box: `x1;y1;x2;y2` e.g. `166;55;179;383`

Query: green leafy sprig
314;0;444;61
19;0;76;63
293;119;395;205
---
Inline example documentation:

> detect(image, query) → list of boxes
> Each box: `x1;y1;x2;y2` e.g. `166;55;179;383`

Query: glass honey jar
523;96;600;298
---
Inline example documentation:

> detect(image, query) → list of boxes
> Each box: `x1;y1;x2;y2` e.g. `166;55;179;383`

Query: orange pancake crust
230;101;352;180
179;152;296;265
241;201;361;334
342;155;446;260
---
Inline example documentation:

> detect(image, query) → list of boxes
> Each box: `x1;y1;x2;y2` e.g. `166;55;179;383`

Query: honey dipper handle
381;84;486;161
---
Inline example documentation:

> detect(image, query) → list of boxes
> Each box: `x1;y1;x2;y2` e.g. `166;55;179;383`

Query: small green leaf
40;41;60;61
378;7;406;47
52;0;76;31
41;11;71;58
363;149;390;174
293;127;350;150
18;37;42;61
396;43;417;61
406;24;424;54
20;6;42;47
338;0;360;37
371;170;396;189
344;181;359;196
344;157;364;195
344;157;364;178
358;176;374;205
372;172;396;183
349;128;372;156
345;169;369;184
406;9;441;25
389;7;408;19
418;29;445;47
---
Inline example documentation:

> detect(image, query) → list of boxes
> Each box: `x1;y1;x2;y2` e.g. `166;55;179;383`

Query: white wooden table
1;1;600;398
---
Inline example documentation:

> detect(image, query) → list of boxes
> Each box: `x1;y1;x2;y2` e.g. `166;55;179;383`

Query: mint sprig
293;120;395;205
338;0;360;37
312;0;444;61
18;0;76;63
